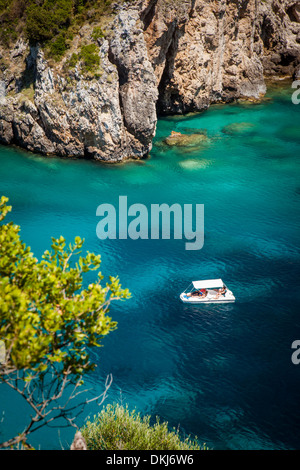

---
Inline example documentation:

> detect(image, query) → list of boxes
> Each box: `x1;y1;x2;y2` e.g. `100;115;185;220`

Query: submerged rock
278;125;300;142
221;122;255;135
164;130;209;148
179;158;211;170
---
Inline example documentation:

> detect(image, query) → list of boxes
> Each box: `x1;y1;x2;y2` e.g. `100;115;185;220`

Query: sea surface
1;82;300;450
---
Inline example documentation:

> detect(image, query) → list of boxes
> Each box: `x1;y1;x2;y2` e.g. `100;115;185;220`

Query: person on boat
199;289;207;297
186;291;196;297
187;288;207;297
216;285;226;297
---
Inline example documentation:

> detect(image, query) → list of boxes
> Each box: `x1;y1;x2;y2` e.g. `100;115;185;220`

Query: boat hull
180;291;235;304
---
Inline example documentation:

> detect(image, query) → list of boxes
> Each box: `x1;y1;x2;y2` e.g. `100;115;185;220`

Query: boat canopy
192;279;224;289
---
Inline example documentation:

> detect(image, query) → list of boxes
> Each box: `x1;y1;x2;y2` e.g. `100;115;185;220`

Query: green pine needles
82;403;204;450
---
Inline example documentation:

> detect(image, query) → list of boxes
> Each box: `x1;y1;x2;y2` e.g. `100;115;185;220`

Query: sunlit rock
164;130;209;148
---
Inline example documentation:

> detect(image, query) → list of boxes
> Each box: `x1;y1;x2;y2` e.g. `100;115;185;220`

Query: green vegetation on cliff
0;0;113;58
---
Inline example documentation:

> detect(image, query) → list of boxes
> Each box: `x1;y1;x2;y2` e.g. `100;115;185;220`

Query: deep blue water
1;82;300;450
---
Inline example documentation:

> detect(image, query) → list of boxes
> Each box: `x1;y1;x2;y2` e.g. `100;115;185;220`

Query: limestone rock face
108;8;158;158
143;0;300;114
144;0;265;113
259;0;300;77
0;6;158;161
0;0;299;161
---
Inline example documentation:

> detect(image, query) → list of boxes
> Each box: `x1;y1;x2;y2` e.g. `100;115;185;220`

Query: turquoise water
1;82;300;450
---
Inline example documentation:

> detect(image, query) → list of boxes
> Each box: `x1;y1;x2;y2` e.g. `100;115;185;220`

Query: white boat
180;278;235;304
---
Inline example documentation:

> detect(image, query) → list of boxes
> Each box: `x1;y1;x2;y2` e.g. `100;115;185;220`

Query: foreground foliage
0;196;130;448
82;403;203;450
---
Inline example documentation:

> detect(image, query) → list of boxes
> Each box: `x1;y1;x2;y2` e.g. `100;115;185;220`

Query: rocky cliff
0;0;299;161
